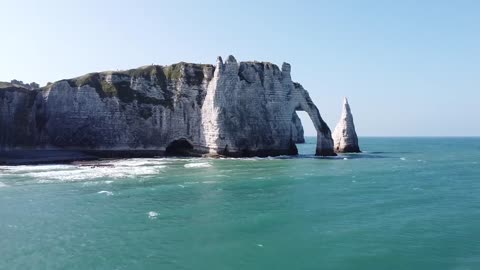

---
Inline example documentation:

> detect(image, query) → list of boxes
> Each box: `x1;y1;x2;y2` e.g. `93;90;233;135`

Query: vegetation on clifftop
64;72;173;108
0;80;39;90
164;64;183;81
60;62;212;108
0;82;12;88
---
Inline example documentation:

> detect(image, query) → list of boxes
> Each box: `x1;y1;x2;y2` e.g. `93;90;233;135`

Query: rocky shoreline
0;150;98;165
0;148;301;165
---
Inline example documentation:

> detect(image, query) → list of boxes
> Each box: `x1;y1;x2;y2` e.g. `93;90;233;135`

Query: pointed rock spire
281;62;292;81
225;55;237;64
223;55;239;74
333;97;360;153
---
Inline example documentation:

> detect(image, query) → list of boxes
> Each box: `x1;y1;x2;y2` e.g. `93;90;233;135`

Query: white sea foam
184;162;211;168
148;211;159;219
343;158;348;160
82;181;102;186
223;157;261;161
2;164;74;173
105;158;168;167
97;190;113;196
0;182;8;188
1;160;165;184
28;165;160;183
212;174;230;178
400;157;406;161
202;180;217;184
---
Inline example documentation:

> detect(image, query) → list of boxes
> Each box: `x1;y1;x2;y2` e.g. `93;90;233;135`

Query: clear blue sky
1;0;478;136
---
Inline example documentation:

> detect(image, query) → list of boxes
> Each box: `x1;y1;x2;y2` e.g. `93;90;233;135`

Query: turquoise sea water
0;137;479;270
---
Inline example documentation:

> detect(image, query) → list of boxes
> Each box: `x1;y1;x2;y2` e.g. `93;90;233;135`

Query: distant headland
0;55;360;164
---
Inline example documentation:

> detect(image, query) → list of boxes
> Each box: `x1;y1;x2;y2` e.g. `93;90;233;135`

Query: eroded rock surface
291;112;305;143
0;56;335;158
333;97;360;153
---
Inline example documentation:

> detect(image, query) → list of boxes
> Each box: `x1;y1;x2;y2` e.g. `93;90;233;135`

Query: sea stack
333;97;360;153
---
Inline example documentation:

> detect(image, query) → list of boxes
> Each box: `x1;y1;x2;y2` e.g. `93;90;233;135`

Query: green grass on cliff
0;82;12;88
164;64;183;81
65;72;172;107
0;82;34;92
59;62;211;109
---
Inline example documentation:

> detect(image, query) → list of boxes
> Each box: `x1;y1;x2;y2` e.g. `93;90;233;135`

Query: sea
0;137;479;270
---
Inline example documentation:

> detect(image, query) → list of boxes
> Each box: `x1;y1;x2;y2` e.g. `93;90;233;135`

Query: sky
0;0;478;136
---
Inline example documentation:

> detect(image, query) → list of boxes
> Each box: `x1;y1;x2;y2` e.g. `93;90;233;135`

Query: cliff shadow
165;138;195;157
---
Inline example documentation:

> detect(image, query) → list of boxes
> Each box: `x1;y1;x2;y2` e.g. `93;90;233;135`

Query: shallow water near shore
1;137;480;269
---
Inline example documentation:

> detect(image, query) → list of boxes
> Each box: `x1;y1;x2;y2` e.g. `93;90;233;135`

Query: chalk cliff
0;56;335;158
333;97;360;153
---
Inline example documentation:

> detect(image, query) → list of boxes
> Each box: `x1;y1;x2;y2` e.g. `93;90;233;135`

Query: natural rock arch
288;84;335;156
200;57;335;157
291;106;328;155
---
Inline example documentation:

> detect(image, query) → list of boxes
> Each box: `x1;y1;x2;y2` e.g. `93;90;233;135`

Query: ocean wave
184;162;211;168
0;182;8;188
1;164;74;173
104;158;169;167
212;174;230;178
97;190;114;196
81;181;102;186
148;211;159;219
202;180;217;184
27;165;161;183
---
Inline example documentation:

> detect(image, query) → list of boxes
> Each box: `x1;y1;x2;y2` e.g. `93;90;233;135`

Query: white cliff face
0;56;336;157
0;87;39;150
201;56;334;156
333;97;360;153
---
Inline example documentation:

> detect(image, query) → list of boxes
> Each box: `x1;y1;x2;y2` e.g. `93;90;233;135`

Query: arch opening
165;139;194;156
292;110;316;155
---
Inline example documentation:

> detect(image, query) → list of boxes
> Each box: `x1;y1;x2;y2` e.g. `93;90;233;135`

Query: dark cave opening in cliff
165;139;194;156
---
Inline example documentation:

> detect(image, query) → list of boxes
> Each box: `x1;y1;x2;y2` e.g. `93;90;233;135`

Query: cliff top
0;80;39;90
3;55;290;90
